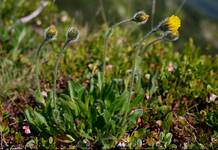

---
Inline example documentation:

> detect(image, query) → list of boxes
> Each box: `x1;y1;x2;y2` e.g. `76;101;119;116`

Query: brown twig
9;1;49;30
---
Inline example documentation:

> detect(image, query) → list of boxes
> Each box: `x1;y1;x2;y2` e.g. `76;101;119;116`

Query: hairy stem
103;18;132;82
124;35;165;127
35;40;46;95
53;41;69;104
128;31;164;98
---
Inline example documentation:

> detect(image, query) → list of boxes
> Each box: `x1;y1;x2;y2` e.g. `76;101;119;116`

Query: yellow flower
165;15;181;36
132;11;149;24
45;25;58;41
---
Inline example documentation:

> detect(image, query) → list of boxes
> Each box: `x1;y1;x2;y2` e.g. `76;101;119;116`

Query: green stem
128;31;159;97
124;35;165;127
53;41;69;104
103;18;132;82
102;37;108;81
144;17;167;39
129;36;164;97
35;40;46;94
122;18;168;127
111;19;133;28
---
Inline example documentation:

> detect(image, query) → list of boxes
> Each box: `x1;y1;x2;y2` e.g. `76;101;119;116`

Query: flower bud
44;25;58;41
132;11;149;24
66;27;80;43
163;31;180;41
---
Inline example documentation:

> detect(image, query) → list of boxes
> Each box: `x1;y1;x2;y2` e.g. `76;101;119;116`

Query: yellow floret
165;15;181;36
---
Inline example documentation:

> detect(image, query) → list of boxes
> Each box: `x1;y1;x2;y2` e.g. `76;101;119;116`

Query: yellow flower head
165;15;181;36
45;25;58;41
132;11;149;24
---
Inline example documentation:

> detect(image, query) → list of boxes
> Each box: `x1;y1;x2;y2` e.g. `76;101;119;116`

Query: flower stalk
103;18;132;80
53;27;79;105
53;41;68;102
125;15;181;126
103;11;149;83
34;25;57;105
35;39;46;96
124;35;164;126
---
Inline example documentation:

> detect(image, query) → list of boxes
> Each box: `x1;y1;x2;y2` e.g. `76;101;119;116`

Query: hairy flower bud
132;11;149;24
163;31;180;41
44;25;58;41
66;27;80;43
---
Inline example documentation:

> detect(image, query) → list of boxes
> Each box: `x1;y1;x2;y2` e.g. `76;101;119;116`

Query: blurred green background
56;0;218;53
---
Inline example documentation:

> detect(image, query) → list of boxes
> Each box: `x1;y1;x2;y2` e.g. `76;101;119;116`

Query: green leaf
165;133;173;146
66;134;75;142
129;109;143;125
68;81;74;99
25;109;34;125
34;110;49;127
163;112;173;132
33;89;46;106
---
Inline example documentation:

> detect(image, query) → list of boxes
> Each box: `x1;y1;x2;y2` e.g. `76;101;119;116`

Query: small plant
25;73;143;148
3;1;214;149
206;108;218;131
34;25;58;105
129;14;181;96
128;15;181;125
24;11;184;149
160;131;177;149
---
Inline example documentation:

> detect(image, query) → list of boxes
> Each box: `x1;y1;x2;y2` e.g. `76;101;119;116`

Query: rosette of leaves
25;72;143;148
